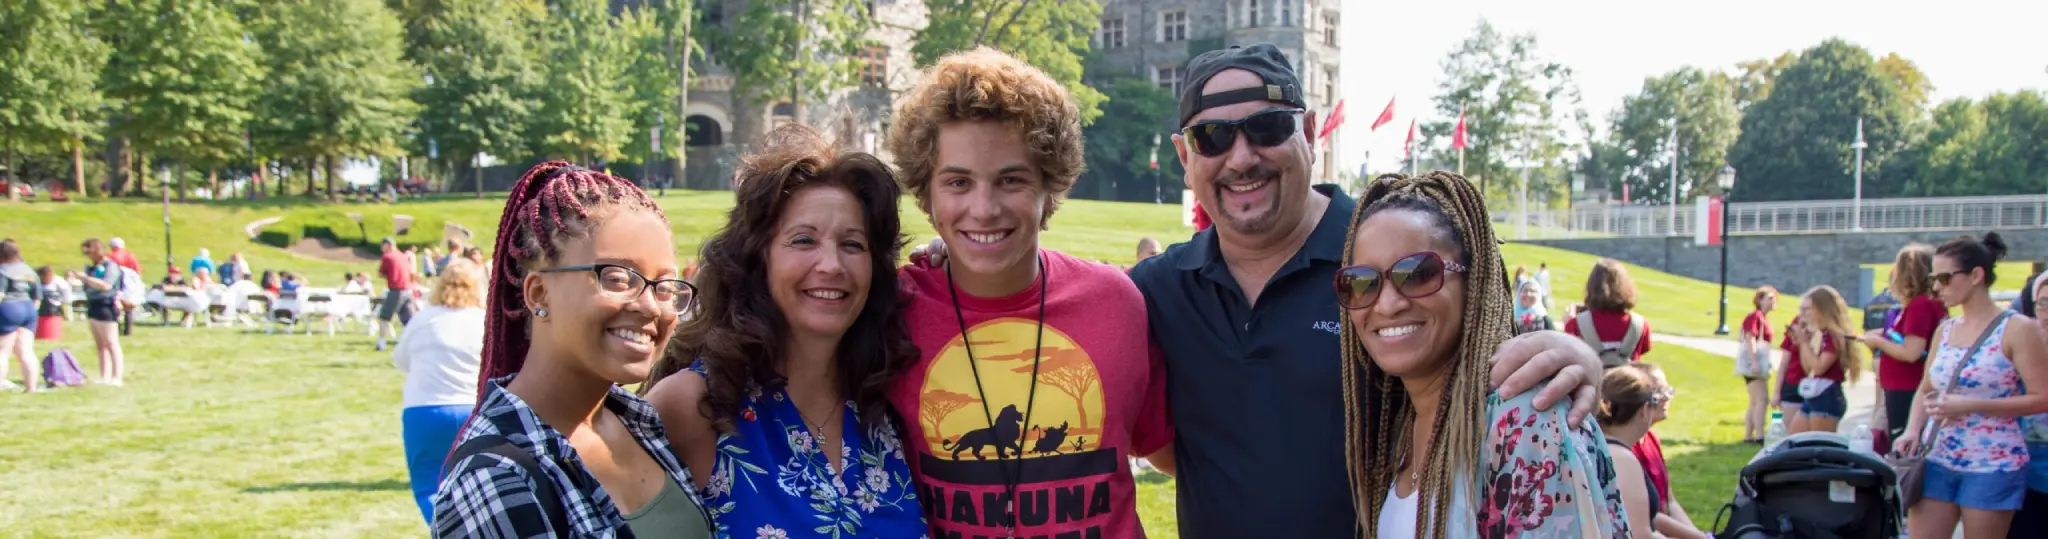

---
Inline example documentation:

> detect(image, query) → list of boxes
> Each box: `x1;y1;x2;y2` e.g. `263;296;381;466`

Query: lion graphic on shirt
941;404;1025;459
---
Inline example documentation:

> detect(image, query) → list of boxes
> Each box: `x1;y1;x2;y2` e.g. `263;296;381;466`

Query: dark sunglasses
1930;269;1970;287
1180;108;1305;157
1333;252;1469;310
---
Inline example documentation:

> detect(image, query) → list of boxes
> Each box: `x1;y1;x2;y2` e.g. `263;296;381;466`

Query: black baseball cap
1178;43;1307;127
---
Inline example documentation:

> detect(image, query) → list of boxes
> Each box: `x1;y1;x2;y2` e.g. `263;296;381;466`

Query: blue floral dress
687;365;926;539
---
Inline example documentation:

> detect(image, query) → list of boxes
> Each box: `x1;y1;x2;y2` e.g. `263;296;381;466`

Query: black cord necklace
947;254;1047;539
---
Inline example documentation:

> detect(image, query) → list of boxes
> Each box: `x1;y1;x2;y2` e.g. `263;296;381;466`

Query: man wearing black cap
1127;43;1607;537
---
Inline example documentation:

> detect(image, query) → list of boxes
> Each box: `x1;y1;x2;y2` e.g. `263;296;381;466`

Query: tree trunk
175;163;187;201
138;153;151;198
473;158;483;199
324;156;338;199
72;138;87;198
303;158;317;196
207;168;218;200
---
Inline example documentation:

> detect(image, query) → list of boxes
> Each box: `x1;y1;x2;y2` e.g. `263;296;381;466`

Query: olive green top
621;474;711;539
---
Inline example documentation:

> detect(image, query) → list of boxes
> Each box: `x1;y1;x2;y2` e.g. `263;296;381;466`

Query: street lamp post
1851;117;1867;231
1714;165;1736;335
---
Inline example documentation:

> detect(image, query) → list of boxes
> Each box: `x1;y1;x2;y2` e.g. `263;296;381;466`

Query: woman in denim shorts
1897;233;2048;537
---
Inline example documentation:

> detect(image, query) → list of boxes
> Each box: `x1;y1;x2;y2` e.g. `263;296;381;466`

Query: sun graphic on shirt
917;318;1106;460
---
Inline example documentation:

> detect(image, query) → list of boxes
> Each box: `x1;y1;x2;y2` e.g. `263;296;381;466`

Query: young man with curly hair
882;47;1175;539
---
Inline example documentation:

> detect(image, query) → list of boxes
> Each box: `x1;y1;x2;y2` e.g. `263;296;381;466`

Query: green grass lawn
4;191;1757;535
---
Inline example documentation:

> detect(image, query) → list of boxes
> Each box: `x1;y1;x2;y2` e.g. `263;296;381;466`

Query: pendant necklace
948;254;1047;539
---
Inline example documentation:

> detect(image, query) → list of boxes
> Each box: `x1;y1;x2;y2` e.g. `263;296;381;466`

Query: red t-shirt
1741;311;1774;343
110;249;141;274
1633;430;1669;506
887;249;1173;539
1563;309;1653;360
379;250;413;290
1878;295;1947;391
1785;330;1845;382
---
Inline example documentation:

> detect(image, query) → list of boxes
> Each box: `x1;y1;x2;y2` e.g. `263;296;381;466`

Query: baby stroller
1714;432;1904;539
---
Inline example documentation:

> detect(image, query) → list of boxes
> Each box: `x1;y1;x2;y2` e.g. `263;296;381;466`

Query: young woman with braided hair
1337;172;1627;538
431;162;713;538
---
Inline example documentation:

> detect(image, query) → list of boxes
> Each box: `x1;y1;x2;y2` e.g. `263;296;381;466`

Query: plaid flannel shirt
432;376;703;538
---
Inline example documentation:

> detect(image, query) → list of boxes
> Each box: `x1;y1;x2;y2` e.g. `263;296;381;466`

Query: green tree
1910;91;2048;197
100;0;265;198
251;0;421;198
526;0;633;163
0;0;109;196
1732;52;1795;112
707;0;870;143
1604;68;1741;205
409;0;542;195
1420;20;1583;208
914;0;1107;124
1079;77;1176;200
1727;39;1919;202
1877;53;1934;116
618;5;686;176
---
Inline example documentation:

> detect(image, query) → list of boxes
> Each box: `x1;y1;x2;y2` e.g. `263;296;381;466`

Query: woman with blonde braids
1337;172;1628;538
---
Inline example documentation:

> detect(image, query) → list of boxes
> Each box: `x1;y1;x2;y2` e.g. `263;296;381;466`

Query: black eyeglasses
1333;252;1468;310
536;263;696;312
1180;108;1305;157
1930;269;1970;287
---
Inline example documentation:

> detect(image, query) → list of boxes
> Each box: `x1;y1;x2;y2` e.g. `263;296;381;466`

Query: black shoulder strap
445;434;572;535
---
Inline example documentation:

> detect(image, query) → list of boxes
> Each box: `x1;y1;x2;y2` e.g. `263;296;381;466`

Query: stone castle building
1088;0;1344;184
677;0;927;189
675;0;1343;189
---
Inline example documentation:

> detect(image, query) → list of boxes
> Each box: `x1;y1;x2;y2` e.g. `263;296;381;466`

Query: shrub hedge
254;209;444;251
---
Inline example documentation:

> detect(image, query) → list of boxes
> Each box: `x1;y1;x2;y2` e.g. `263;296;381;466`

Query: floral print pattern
1473;390;1631;538
690;364;927;539
1929;317;2031;473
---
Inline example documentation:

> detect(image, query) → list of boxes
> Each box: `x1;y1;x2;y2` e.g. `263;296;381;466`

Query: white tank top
1378;481;1419;538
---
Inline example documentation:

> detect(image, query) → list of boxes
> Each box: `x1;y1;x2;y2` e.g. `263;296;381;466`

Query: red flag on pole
1369;97;1395;131
1405;119;1416;158
1318;99;1346;140
1452;110;1468;150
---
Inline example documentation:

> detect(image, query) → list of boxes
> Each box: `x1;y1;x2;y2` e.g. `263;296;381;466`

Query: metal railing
1508;194;2048;238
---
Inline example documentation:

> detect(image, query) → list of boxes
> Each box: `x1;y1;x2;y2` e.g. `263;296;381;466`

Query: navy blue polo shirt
1128;184;1358;539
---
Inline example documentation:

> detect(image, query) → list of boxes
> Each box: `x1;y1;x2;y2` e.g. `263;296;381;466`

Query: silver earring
535;308;549;318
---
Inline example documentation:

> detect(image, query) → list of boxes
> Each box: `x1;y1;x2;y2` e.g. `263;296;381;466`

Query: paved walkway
1655;334;1881;438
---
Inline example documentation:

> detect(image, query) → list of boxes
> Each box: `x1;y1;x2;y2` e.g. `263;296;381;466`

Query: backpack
1575;310;1644;368
115;266;145;310
42;349;87;387
1714;432;1903;539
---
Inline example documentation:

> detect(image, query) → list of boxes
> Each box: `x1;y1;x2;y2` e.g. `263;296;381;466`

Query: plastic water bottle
1765;410;1788;449
1849;422;1874;454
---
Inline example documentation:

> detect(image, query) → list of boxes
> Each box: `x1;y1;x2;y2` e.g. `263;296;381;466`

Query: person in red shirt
880;48;1174;539
1565;258;1681;521
1858;244;1945;440
1786;285;1864;434
1564;259;1653;361
1739;286;1779;444
374;237;415;352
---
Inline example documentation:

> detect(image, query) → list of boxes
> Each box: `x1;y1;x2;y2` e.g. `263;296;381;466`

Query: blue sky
1334;0;2048;172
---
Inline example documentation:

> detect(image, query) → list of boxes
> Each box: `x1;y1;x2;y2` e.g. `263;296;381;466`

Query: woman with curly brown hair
1338;172;1627;538
643;125;926;538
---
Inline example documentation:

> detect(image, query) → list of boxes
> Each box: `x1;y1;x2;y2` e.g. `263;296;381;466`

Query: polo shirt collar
1175;184;1356;272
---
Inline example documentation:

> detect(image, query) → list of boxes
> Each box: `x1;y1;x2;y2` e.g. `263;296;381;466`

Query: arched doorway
685;115;723;147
